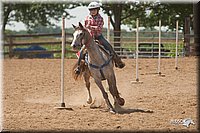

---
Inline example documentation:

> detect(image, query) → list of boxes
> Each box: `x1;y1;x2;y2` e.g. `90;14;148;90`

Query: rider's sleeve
95;16;104;33
85;16;91;29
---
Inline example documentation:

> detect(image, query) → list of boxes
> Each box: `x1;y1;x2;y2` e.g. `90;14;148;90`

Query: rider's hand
90;26;98;29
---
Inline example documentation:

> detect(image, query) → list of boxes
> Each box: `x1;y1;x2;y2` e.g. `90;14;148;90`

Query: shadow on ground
114;103;154;114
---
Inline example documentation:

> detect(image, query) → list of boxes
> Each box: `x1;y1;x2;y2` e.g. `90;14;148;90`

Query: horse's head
71;22;87;49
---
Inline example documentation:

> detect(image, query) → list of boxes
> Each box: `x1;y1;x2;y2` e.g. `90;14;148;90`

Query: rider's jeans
96;34;113;54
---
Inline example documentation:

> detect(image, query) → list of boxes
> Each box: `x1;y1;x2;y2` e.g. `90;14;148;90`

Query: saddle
76;40;111;59
76;40;113;81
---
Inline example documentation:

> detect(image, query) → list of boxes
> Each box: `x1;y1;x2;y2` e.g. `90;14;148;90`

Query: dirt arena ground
2;57;199;132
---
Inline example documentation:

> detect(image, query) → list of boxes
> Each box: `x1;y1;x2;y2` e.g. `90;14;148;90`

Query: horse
70;22;125;113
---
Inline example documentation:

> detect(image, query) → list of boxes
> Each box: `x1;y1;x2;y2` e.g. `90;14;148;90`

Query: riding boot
112;51;125;69
96;34;125;68
75;50;84;74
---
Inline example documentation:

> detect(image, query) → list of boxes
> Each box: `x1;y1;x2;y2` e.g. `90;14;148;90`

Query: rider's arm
85;15;104;31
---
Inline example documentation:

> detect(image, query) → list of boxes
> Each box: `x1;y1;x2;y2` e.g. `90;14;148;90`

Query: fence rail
3;33;76;58
3;30;188;59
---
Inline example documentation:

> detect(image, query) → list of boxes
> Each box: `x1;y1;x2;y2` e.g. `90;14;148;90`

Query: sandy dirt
2;57;198;132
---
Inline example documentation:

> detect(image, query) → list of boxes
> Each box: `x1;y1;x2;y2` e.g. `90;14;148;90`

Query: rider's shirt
85;14;104;38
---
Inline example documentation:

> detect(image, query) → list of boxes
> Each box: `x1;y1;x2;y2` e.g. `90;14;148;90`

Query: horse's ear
72;24;76;29
79;22;84;29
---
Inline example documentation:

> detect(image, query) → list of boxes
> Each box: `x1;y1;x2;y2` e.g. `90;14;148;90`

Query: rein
81;30;92;47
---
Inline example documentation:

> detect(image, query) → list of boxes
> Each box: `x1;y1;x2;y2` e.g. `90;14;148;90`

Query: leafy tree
117;2;193;31
3;2;194;52
101;2;193;51
147;3;193;31
2;3;75;32
101;2;151;51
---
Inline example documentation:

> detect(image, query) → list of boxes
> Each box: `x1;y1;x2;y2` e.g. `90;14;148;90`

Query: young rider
75;1;125;74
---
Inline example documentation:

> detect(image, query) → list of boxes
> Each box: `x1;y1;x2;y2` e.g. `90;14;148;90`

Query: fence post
9;37;13;58
193;3;200;56
184;17;190;56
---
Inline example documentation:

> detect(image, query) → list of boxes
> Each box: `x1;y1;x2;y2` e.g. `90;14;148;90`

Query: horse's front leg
107;75;125;106
94;79;115;113
83;70;92;104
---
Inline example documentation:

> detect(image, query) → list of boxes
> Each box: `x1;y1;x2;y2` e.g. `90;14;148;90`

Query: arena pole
175;20;179;70
55;17;72;110
158;20;162;75
157;20;165;77
132;18;143;84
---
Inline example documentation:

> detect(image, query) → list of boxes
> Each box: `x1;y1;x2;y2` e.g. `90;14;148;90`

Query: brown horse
71;22;125;113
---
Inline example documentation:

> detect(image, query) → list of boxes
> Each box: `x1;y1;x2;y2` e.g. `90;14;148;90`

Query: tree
100;2;193;52
2;3;76;32
117;2;193;31
147;3;193;31
193;2;200;56
101;2;148;52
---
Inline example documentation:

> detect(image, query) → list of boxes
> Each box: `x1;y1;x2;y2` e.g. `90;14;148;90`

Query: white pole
131;18;143;84
60;16;66;107
175;20;179;70
158;20;161;75
55;17;72;110
136;18;139;82
107;16;110;42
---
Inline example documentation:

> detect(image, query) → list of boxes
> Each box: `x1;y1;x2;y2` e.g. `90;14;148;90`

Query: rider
75;1;125;74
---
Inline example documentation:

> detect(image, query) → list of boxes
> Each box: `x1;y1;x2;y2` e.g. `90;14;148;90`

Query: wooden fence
3;30;187;59
3;33;77;58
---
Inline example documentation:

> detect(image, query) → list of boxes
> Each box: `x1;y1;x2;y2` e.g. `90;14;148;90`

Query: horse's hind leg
83;70;92;104
94;79;115;113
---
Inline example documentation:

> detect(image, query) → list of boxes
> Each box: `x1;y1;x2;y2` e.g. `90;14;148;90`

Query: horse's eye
80;33;83;36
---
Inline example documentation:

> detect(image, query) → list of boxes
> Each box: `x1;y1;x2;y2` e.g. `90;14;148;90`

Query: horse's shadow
114;104;154;114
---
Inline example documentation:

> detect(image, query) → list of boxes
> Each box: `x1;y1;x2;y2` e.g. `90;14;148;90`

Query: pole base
158;72;165;77
55;103;73;110
131;79;143;84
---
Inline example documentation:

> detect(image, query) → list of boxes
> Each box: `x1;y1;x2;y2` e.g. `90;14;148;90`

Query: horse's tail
72;60;86;80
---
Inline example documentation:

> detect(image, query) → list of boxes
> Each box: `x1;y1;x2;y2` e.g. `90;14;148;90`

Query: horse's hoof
87;98;92;104
110;109;116;114
117;97;125;106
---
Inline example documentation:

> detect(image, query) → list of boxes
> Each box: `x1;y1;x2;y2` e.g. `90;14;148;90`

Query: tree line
3;1;194;49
